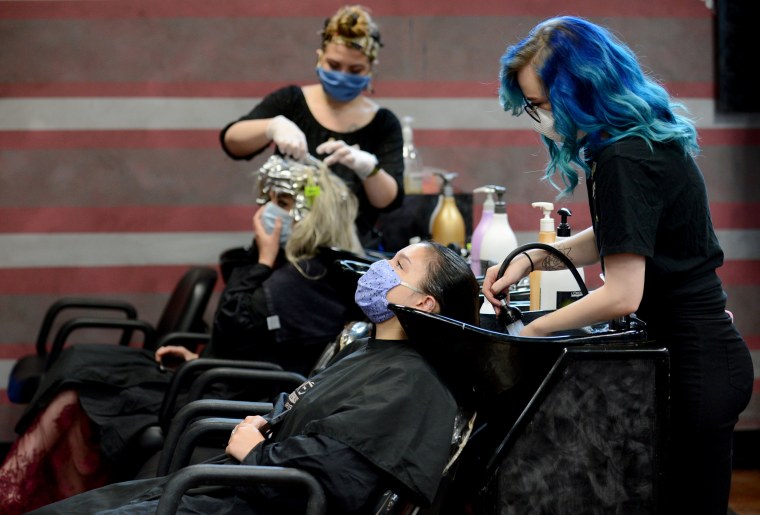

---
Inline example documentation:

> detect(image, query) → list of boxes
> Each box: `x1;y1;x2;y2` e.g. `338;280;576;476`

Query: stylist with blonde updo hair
221;5;404;249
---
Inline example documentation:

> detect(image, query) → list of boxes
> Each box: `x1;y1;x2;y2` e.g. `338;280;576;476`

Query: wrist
355;154;379;180
264;115;283;139
521;251;535;273
364;163;382;179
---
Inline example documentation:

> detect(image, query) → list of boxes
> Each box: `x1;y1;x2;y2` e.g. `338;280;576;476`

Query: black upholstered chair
7;266;218;403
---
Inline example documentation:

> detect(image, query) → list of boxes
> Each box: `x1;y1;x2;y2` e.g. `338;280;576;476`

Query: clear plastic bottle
401;116;423;194
529;202;556;311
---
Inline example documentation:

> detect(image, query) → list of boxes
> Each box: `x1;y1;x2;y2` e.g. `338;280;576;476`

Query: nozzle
557;207;572;237
435;172;458;196
532;201;555;233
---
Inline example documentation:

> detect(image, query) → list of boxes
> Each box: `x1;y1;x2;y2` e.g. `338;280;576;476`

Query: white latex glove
316;139;379;180
265;115;307;160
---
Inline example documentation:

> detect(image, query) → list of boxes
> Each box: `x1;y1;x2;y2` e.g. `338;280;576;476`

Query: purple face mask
354;259;424;323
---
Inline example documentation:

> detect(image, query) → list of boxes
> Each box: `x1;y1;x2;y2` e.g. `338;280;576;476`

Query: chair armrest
166;417;239;474
155;331;211;352
159;359;283;428
186;368;307;405
36;297;138;355
158;399;273;476
47;317;156;367
155;464;326;515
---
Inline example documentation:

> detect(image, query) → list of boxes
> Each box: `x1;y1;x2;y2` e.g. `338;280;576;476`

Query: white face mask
531;108;564;143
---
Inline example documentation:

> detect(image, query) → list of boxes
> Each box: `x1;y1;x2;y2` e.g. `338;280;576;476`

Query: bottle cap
531;202;555;232
473;186;497;211
488;185;507;214
557;207;572;237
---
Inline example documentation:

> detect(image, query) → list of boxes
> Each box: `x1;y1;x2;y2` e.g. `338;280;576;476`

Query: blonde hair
285;163;363;265
321;5;382;62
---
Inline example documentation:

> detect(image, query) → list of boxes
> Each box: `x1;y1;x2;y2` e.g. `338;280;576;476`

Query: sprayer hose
496;242;589;297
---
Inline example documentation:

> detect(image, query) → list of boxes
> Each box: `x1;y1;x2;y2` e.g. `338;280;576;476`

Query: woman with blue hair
483;16;753;514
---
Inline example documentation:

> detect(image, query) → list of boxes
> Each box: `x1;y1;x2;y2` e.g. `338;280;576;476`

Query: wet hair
417;242;480;326
286;164;363;263
321;5;383;62
498;16;699;196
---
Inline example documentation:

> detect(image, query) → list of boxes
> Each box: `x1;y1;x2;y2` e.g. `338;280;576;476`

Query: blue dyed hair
498;16;699;195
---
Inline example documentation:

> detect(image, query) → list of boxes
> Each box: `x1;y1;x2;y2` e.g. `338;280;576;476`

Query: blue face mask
354;259;424;324
316;67;371;102
260;202;293;247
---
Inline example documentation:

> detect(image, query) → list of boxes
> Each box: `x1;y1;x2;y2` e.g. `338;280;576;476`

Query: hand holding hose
483;254;533;316
483;243;588;318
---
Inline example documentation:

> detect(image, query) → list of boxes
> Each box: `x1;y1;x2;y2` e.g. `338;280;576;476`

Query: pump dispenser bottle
529;202;555;310
401;116;423;194
430;172;465;248
469;186;496;275
540;207;585;309
479;186;519;273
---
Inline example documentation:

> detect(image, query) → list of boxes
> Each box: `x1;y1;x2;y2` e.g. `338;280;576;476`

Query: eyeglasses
523;96;541;123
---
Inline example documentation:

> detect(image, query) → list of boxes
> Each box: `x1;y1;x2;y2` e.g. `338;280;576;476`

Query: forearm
527;284;635;335
529;226;599;271
526;252;644;336
362;170;399;208
223;119;273;157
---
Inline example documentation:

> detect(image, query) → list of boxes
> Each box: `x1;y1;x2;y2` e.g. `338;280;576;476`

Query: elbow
611;294;642;317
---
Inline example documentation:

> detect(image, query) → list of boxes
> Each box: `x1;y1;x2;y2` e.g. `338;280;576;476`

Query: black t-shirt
220;86;405;247
586;138;726;333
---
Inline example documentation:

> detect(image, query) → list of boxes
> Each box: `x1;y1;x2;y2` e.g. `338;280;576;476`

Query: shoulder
372;107;402;130
595;137;649;164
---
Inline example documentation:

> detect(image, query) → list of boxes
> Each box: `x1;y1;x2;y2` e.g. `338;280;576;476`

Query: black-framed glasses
523;96;541;123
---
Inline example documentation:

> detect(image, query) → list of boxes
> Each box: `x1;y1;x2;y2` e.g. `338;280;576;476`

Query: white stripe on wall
1;98;760;130
0;229;757;268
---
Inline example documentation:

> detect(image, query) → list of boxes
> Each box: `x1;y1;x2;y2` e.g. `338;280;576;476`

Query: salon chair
156;462;327;515
7;266;218;404
127;365;308;479
154;396;474;515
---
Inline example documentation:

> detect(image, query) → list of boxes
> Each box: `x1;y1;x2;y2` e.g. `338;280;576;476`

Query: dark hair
418;241;480;326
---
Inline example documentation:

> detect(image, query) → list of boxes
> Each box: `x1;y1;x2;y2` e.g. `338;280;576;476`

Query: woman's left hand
154;345;198;364
226;415;269;461
316;139;378;180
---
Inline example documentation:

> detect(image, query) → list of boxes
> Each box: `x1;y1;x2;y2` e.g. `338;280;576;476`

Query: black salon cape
15;344;170;465
29;338;458;514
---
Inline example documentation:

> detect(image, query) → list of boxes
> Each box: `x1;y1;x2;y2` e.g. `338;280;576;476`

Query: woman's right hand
265;115;307;160
482;254;533;315
253;207;281;268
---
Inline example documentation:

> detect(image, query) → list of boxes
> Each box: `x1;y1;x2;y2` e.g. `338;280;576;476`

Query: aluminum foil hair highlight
254;155;321;222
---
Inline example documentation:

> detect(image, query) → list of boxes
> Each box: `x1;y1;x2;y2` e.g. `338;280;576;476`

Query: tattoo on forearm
543;248;572;271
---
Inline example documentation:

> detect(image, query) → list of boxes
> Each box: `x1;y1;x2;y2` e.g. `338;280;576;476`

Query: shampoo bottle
540;207;585;309
430;172;466;248
401;116;424;194
469;186;496;275
529;202;555;310
479;186;519;273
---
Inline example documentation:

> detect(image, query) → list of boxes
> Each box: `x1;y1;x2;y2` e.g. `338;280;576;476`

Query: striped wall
1;0;758;441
